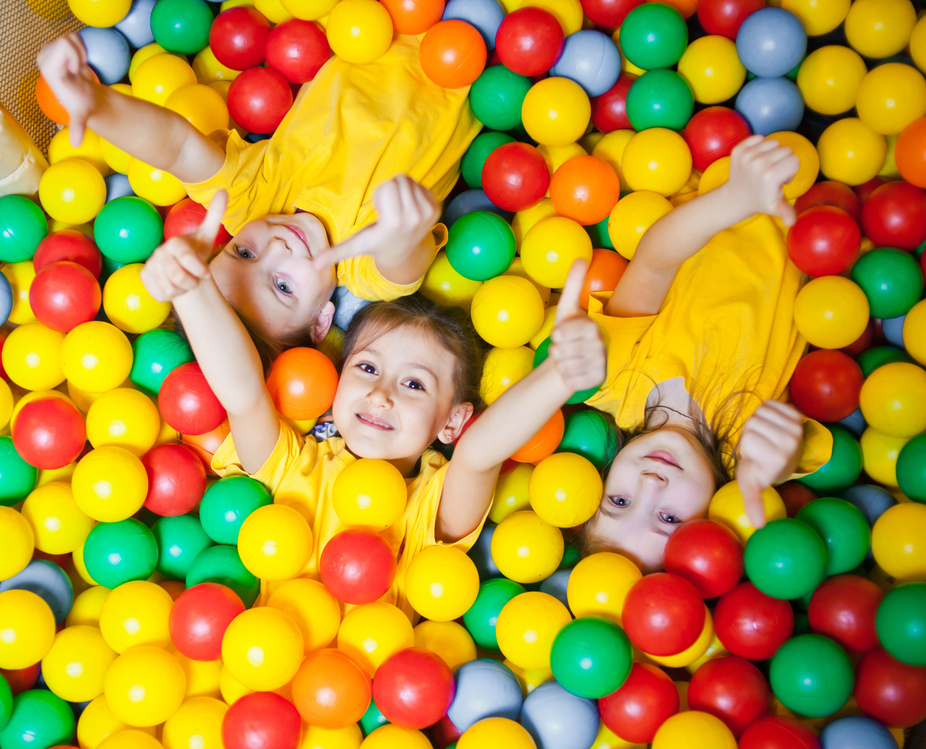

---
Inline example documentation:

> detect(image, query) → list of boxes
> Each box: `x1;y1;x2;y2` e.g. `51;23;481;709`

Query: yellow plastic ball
281;0;338;20
405;545;480;622
326;0;394;64
503;659;553;695
653;710;737;749
98;730;163;749
72;446;148;523
491;510;564;584
0;506;34;581
904;300;926;366
37;461;77;488
526;0;584;34
360;725;432;749
133;54;198;105
21;481;94;555
678;36;746;105
127;158;187;207
99;580;173;654
221;606;304;691
192;46;241;84
480;346;534;406
68;0;131;26
520;216;593;289
797;45;867;116
645;607;713;668
337;601;414;675
421;251;483;311
62;321;134;393
817;118;888;185
77;696;158;749
49;128;110;175
511;198;558;247
104;645;186;727
300;723;363;749
0;589;56;669
566;551;642;625
845;0;917;59
522;78;591;147
495;591;572;671
458;718;537;749
267;578;341;654
608;191;673;260
860;362;926;439
100;137;133;176
167;82;231;136
1;322;65;391
529;306;557;349
793;276;871;350
67;585;110;628
42;624;116;703
413;620;477;672
73;540;101;587
768;131;819;200
620;128;692;197
255;0;295;23
781;0;849;35
592;129;635;192
913;17;926;75
86;388;160;455
879;133;901;179
3;261;37;325
0;379;12;431
331;458;407;531
528;452;602;528
175;652;222;700
708;481;787;544
539;143;587;183
471;275;545;348
872;502;926;581
698;155;730;194
162;696;227;749
103;263;172;334
130;44;166;81
856;63;926;136
237;503;312;580
860;427;907;488
489;463;533;524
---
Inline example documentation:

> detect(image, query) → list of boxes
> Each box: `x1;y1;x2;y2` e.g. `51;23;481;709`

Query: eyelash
234;245;254;259
274;277;291;295
355;364;426;391
608;497;681;524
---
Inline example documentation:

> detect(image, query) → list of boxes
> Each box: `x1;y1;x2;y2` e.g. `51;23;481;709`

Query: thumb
777;197;796;227
553;259;589;327
194;190;228;249
313;224;379;270
68;119;86;149
738;474;768;530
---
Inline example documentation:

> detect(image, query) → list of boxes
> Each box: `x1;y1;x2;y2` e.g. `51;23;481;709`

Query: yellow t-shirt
587;214;832;476
212;425;488;620
184;34;482;301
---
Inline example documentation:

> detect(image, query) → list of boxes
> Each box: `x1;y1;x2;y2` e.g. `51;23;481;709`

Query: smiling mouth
355;413;394;431
645;451;681;469
283;224;312;259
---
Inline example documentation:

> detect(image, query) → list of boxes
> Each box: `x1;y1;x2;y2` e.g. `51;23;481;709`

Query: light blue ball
104;172;135;203
0;560;74;624
78;27;131;85
520;681;599;749
550;30;621;97
467;524;501;581
0;272;12;326
115;0;157;48
443;0;506;50
539;568;571;610
332;285;372;331
819;715;898;749
881;314;907;347
841;484;897;527
447;659;524;732
444;188;511;226
736;7;807;78
835;407;867;438
735;77;804;135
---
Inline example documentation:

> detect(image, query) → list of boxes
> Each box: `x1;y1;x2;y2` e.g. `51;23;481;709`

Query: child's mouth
355;413;393;431
283;224;312;258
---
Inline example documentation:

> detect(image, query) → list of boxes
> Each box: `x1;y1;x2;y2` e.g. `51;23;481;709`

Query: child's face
332;325;472;477
208;213;336;344
584;426;717;573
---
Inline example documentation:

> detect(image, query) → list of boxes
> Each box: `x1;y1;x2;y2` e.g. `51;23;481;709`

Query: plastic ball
769;634;853;719
789;350;864;424
419;19;487;89
897;433;926;502
130;328;195;396
807;574;881;657
495;591;572;671
845;0;916;59
519;216;593;289
607;190;673;260
786;206;861;277
30;261;101;332
377;0;441;34
621;128;692;197
906;299;926;366
185;544;259;608
620;3;688;70
481;142;550;213
663;518;743;600
896;116;926;188
599;662;679;743
519;680;600;749
222;691;300;749
521;78;591;147
237;503;312;580
94;196;163;264
860;362;926;439
264;580;338;657
22;482;92;558
142;444;206;517
626;68;694;132
39;158;107;226
799;425;862;494
468;66;531;132
330;458;406;531
167;583;243;664
461;132;515;190
860;426;906;487
470;275;544;348
873;502;926;581
797;45;867;117
413;620;475;673
688;656;770;738
292;649;371;729
548;616;631;699
678;36;745;105
61;320;132;394
734;77;804;136
793;276;870;350
199;477;271;546
41;624;115;703
739;714;819;749
714;582;794;660
461;577;525;650
371;648;454;729
337;601;414;675
265;19;331;83
86;387;159;456
861;181;926;251
227;67;294;134
162;696;228;749
266;347;338;422
652;711;737;749
818;118;888;185
159;362;227;436
445;659;522;732
856;63;926;137
78;25;131;86
209;7;271;70
0;436;39;508
68;0;131;26
495;7;564;77
405;545;479;622
97;579;171;654
132;52;197;105
0;507;34;582
11;397;85;471
102;645;185;727
320;529;397;605
526;452;601;528
590;74;635;134
490;510;563;584
83;518;158;588
0;589;55;670
744;517;827;600
548;29;620;98
33;229;101;276
736;8;806;78
326;0;394;65
150;0;212;55
456;718;535;749
621;573;704;656
222;606;304;691
71;444;147;522
445;210;515;281
0;689;75;749
0;196;46;264
876;582;926;667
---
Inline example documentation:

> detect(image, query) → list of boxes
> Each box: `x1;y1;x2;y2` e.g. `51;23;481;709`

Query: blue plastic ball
446;659;524;732
539;568;571;609
0;273;12;326
520;681;600;749
78;27;131;85
735;77;805;135
104;172;135;202
835;407;867;438
841;484;897;526
0;560;73;625
549;30;621;97
442;0;505;50
819;715;898;749
444;188;512;227
467;523;502;581
881;314;907;348
115;0;157;48
736;7;807;78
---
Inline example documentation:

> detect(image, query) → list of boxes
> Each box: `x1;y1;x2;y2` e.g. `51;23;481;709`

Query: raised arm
437;261;607;542
36;34;224;183
140;192;280;472
605;135;800;318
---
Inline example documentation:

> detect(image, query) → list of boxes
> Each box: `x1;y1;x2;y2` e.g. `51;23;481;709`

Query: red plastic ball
550;155;621;226
621;573;705;656
209;6;272;71
714;583;794;661
807;574;883;655
580;248;628;311
598;663;679;744
164;199;231;249
683;106;751;174
319;529;397;605
222;691;301;749
227;67;294;135
789;349;864;423
794;181;862;223
688;656;771;737
591;74;636;133
581;0;643;28
169;583;245;662
266;347;339;421
265;19;331;84
481;142;551;212
495;7;565;77
840;319;874;358
158;362;228;436
33;230;102;277
854;177;889;204
696;0;765;39
786;205;861;277
854;647;926;728
381;0;445;34
738;714;819;749
419;19;488;89
0;664;40;695
141;443;207;516
663;519;744;600
776;480;817;518
372;648;455;729
861;181;926;251
292;649;372;729
11;397;86;470
29;261;101;332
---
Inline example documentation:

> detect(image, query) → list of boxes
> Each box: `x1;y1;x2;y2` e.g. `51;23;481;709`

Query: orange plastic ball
896;116;926;188
380;0;444;34
36;70;99;126
266;347;338;421
580;249;628;311
419;20;488;89
291;648;372;730
549;156;621;226
510;409;565;464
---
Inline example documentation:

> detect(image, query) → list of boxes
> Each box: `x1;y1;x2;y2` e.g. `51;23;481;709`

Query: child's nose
367;382;393;407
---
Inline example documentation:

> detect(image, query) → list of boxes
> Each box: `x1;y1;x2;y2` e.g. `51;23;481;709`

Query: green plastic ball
533;338;599;404
82;518;159;588
619;4;688;70
150;0;213;54
796;498;870;576
897;433;926;503
94;196;164;264
770;635;853;718
0;436;38;507
0;675;11;732
557;409;617;470
130;328;195;396
469;65;533;132
462;132;517;189
857;346;914;378
199;475;272;545
186;544;260;607
360;697;389;736
152;513;214;580
626;69;694;131
462;577;526;651
0;196;46;263
850;248;924;319
550;616;632;699
587;217;614;250
799;426;862;494
875;582;926;667
445;211;516;281
0;689;75;749
744;518;828;600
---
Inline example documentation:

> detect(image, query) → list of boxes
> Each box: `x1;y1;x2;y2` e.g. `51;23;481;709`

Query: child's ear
309;301;335;344
438;402;474;445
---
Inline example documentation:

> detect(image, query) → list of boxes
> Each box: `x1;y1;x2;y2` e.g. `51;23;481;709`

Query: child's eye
608;496;630;507
357;363;376;375
403;379;425;391
235;246;255;259
659;512;681;524
274;277;292;295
